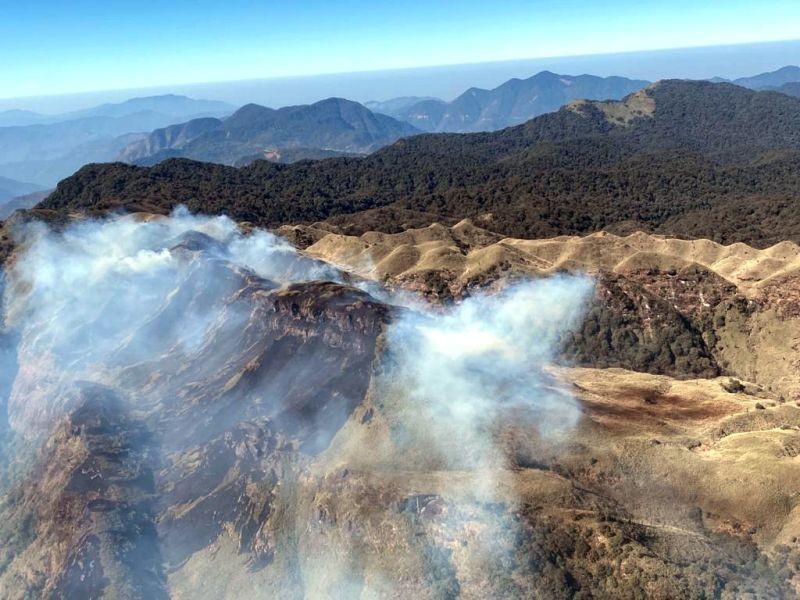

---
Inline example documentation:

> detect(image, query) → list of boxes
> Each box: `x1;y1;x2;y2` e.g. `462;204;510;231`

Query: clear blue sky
2;0;799;99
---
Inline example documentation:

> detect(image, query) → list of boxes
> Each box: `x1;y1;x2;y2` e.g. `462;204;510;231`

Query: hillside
44;80;800;248
383;70;649;132
1;211;800;597
118;98;421;165
295;220;800;397
775;82;800;98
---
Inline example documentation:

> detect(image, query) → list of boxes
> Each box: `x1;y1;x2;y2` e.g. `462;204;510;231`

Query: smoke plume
0;207;593;598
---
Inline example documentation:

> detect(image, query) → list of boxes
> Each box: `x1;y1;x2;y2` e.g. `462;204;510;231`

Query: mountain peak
119;98;418;165
391;71;649;132
734;65;800;89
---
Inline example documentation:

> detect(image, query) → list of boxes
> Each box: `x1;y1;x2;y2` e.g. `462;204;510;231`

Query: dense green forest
42;81;800;247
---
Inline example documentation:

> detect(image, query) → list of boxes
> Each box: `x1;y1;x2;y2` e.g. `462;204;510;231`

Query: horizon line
2;37;798;106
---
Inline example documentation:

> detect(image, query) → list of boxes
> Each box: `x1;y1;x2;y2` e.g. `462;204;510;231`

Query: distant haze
3;40;799;114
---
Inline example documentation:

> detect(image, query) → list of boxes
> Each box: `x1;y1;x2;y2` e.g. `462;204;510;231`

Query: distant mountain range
0;94;234;128
0;176;43;204
773;82;800;98
0;95;235;186
8;66;800;193
371;71;650;132
363;96;440;116
45;80;800;248
730;65;800;90
117;98;420;165
0;110;46;128
0;189;50;218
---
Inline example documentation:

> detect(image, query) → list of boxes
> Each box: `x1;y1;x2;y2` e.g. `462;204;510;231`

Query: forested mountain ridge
378;70;649;132
117;98;421;165
42;80;800;247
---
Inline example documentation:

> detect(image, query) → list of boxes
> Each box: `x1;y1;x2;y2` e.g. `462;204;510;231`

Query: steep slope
118;98;421;165
390;70;649;132
45;80;800;248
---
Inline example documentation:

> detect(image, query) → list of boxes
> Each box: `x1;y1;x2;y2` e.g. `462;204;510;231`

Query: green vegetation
42;81;800;248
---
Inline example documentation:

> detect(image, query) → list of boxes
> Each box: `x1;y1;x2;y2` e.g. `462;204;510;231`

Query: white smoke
0;207;594;597
3;207;340;435
384;275;594;469
304;276;594;596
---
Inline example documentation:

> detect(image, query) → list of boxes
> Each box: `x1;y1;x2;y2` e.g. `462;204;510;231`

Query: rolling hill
1;210;799;597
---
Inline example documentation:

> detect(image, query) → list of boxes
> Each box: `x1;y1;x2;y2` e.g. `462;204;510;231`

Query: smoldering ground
0;207;594;598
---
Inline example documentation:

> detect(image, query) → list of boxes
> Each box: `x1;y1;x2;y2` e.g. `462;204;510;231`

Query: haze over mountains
115;65;800;168
7;43;800;597
0;95;234;187
728;64;800;89
372;71;649;132
118;98;420;166
111;71;650;166
4;63;800;200
48;78;800;248
0;95;233;128
0;176;43;204
5;38;798;114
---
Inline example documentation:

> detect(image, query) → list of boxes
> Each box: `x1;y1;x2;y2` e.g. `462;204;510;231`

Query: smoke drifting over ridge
3;208;343;436
0;207;594;597
382;278;593;468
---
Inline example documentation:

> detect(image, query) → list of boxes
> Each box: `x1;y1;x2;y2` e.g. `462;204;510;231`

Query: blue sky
2;0;800;99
